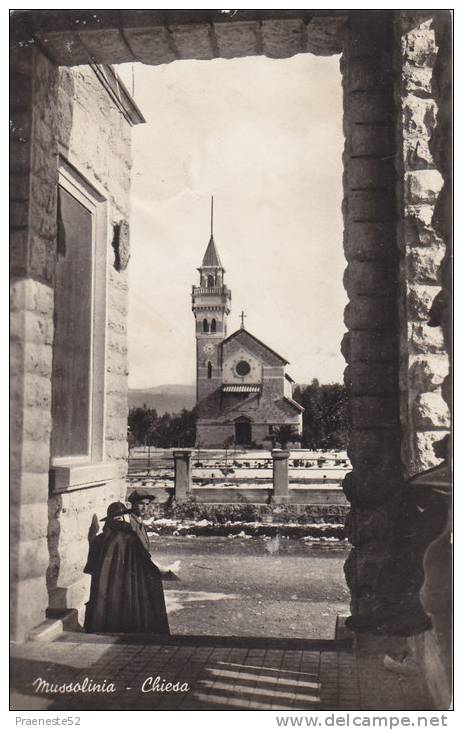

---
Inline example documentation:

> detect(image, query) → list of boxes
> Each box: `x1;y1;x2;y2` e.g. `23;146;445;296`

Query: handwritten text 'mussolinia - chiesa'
32;676;190;694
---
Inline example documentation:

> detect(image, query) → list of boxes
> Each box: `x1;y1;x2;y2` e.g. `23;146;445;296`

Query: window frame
50;159;115;493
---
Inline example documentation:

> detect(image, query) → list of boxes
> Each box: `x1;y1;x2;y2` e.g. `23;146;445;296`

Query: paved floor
11;632;434;711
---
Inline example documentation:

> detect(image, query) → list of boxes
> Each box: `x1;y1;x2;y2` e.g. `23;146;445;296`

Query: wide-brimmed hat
100;501;130;522
127;489;156;504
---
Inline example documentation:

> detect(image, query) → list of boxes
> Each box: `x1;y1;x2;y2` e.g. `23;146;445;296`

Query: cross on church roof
240;311;247;329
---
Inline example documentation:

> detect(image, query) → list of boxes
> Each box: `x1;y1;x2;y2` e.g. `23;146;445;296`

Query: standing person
128;488;181;581
127;489;155;552
83;501;170;635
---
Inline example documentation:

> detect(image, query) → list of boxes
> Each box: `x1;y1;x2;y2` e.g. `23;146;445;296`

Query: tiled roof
201;235;223;267
222;384;262;393
221;328;289;365
284;396;305;412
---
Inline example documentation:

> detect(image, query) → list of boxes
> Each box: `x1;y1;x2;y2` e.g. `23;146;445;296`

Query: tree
292;380;348;449
127;405;197;448
272;424;302;449
128;406;158;446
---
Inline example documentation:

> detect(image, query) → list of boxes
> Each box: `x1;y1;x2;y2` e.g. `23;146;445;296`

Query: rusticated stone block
402;18;437;67
403;97;436;138
344;296;396;331
10;140;30;175
404;138;434;170
21;438;51;473
343;466;403;509
411;430;449;473
407;283;439;320
345;362;397;395
347;189;395;222
10;575;49;642
10;199;29;228
404;205;444;247
412;391;450;430
407;355;449;392
28;234;56;285
105;420;128;441
410;322;445;354
79;28;143;65
10;69;33;110
22;405;52;441
10;278;54;316
347;428;401;469
213;21;261;59
261;19;305;58
23;372;52;409
170;24;215;60
11;309;54;346
10;172;30;201
124;27;178;65
405;246;445;284
10;472;50;507
345;11;393;56
345;59;392;94
344;545;391;593
403;62;433;96
12;538;49;582
346;93;394;125
106;393;128;419
350;396;399;428
405;169;443;205
344;506;392;546
344;261;397;297
349;123;394;157
105;439;128;461
15;502;49;542
305;15;347;55
346;331;398;363
344;221;393;261
10;229;28;276
346;156;394;188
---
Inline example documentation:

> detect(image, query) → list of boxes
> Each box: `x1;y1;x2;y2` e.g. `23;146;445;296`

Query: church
191;208;303;448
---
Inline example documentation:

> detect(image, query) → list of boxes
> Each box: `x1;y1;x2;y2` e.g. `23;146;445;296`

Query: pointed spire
202;236;223;267
201;195;223;268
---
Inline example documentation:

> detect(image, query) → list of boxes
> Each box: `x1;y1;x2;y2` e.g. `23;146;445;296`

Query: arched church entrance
234;417;252;447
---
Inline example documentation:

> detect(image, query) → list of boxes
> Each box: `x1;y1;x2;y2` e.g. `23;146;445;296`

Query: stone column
341;9;451;640
271;449;289;503
173;450;192;502
341;11;413;635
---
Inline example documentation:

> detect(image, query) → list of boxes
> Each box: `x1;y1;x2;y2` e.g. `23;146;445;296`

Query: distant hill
129;384;196;415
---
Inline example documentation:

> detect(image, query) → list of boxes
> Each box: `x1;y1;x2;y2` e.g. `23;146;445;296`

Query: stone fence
171;449;347;506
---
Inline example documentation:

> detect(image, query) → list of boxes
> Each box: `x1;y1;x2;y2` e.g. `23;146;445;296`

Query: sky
116;54;346;390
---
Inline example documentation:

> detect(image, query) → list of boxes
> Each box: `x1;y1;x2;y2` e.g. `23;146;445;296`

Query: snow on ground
165;589;240;614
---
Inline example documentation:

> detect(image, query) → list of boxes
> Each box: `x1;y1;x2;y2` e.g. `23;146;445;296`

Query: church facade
192;227;303;448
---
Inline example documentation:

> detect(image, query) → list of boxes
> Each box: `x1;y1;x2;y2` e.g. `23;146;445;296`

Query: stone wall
406;12;452;709
396;12;450;476
11;47;60;639
10;48;134;639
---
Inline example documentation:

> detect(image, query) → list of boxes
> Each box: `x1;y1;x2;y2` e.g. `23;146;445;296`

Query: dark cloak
83;520;170;634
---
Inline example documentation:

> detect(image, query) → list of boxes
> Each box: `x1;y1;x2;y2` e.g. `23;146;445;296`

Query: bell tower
192;197;231;403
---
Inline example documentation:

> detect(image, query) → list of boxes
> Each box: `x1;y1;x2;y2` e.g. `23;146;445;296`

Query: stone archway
10;9;451;644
